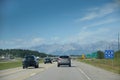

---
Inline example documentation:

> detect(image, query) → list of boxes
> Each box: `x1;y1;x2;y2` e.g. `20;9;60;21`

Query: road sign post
104;50;114;59
104;50;114;72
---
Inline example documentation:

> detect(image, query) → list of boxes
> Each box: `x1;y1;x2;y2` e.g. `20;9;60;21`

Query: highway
0;61;120;80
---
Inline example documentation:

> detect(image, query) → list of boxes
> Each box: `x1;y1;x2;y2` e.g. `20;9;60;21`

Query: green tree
97;50;104;59
115;50;120;59
0;49;50;58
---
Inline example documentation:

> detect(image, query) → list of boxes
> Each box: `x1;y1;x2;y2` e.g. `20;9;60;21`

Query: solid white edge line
78;68;92;80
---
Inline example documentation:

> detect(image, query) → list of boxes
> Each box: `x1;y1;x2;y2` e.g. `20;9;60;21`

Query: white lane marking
30;73;36;76
0;69;23;77
78;68;92;80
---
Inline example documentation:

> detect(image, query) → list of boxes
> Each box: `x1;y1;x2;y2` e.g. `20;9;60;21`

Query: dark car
44;57;52;64
57;55;71;67
22;55;39;69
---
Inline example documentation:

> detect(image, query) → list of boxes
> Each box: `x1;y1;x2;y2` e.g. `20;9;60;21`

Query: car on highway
22;55;39;69
57;55;71;67
52;57;58;62
44;57;52;64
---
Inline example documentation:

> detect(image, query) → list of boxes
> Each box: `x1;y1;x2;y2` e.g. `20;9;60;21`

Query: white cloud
65;20;120;44
0;38;45;49
51;37;60;41
79;12;98;21
78;1;119;21
75;1;120;43
31;38;45;45
82;18;118;30
66;27;113;44
48;37;68;44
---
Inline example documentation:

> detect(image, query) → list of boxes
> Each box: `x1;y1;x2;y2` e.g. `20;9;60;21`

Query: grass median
78;59;120;74
0;59;43;70
0;60;22;70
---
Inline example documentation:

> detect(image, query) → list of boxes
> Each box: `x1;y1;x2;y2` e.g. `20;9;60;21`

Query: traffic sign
104;50;114;59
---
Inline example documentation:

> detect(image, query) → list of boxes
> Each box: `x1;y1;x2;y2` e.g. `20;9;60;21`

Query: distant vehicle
22;55;39;69
44;57;52;64
52;58;58;62
57;55;71;67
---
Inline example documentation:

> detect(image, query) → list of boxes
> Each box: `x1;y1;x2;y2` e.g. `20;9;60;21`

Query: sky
0;0;120;49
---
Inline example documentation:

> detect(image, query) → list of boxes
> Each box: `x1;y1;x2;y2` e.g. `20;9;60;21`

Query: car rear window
60;56;69;58
45;58;51;60
25;56;34;60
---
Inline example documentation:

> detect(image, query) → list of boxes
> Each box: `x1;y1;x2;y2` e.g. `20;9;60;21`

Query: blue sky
0;0;120;48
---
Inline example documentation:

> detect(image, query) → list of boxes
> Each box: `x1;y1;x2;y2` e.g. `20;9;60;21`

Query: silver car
57;55;71;67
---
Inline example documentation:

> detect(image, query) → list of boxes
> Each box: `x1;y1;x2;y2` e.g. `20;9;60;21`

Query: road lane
25;61;120;80
75;61;120;80
25;62;90;80
0;67;23;77
1;61;120;80
0;63;55;80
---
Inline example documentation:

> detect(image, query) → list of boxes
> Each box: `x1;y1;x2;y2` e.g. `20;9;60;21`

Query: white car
57;55;71;67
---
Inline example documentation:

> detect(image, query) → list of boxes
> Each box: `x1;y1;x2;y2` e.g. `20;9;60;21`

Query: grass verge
0;60;22;70
77;59;120;74
0;59;43;70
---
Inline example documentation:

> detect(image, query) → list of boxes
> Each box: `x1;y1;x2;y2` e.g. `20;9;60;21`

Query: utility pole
118;33;120;51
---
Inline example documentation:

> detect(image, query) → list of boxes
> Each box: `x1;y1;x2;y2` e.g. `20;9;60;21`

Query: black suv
44;57;52;64
22;55;39;69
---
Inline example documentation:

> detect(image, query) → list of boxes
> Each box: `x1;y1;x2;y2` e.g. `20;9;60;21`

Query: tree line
97;50;120;59
79;50;120;59
0;49;53;58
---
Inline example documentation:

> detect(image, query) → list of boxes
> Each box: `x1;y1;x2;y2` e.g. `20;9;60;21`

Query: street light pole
118;33;120;51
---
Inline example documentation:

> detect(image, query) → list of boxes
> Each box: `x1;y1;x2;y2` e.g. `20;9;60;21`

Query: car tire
36;65;39;68
23;66;25;69
37;65;39;68
57;64;60;67
69;64;71;67
35;65;39;68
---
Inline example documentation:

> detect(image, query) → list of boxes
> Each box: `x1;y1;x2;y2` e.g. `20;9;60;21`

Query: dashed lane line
78;68;92;80
30;73;36;76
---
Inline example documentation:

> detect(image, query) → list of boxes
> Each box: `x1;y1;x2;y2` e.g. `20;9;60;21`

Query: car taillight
58;58;61;62
58;58;62;60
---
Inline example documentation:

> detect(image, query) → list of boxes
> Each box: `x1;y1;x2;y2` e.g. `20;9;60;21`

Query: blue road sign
104;50;114;59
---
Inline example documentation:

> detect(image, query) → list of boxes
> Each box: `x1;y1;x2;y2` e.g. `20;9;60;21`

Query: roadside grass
77;59;120;74
39;59;44;63
0;59;43;70
0;60;22;70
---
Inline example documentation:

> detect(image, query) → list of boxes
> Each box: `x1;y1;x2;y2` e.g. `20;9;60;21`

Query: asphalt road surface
0;61;120;80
